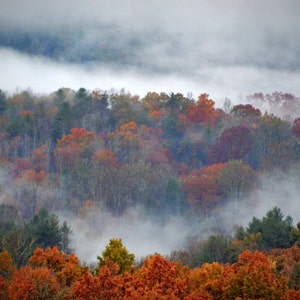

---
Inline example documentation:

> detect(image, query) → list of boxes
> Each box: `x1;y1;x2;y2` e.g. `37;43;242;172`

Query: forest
1;87;300;299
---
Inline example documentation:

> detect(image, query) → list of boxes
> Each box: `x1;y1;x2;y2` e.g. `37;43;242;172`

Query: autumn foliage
3;245;300;299
0;88;300;298
8;265;60;300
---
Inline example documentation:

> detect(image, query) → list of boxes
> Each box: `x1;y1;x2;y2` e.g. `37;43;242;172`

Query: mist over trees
0;88;299;219
0;87;300;298
0;88;299;221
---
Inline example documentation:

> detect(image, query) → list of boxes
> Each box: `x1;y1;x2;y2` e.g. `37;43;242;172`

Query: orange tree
69;263;124;300
0;251;16;300
181;163;225;216
187;262;224;300
8;265;60;300
130;254;188;299
223;250;288;299
29;246;83;288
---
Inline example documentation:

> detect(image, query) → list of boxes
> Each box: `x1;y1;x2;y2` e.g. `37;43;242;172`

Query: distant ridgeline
0;26;151;67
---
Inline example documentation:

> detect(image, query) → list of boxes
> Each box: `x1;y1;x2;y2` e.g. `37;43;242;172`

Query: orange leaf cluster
57;127;95;152
186;94;219;126
93;149;120;167
2;247;300;299
181;163;225;213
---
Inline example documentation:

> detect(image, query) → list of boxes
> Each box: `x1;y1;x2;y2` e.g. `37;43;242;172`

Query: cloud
1;47;300;108
60;208;196;265
64;165;300;265
1;1;300;104
1;1;300;68
0;47;201;98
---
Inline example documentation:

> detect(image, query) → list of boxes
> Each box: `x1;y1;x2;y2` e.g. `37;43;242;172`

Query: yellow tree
97;238;135;275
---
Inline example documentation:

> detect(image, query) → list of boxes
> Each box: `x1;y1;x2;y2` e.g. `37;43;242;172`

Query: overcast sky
0;0;300;105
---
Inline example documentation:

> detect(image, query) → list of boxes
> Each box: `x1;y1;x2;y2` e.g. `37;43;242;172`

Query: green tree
52;101;74;142
247;207;298;250
60;221;73;254
251;112;291;168
197;235;230;264
0;90;7;114
73;87;92;128
29;208;62;249
97;238;135;274
27;208;72;252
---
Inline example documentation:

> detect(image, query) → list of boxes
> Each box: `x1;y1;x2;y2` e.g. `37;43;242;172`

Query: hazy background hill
1;0;300;99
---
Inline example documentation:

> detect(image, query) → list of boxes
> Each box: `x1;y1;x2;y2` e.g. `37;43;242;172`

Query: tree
133;254;188;299
8;265;60;300
1;226;37;268
70;264;124;300
197;235;231;264
141;92;168;113
217;160;257;216
246;207;298;250
60;221;73;254
181;163;225;216
260;136;300;171
29;208;62;249
0;90;7;114
90;89;111;132
29;246;81;287
188;262;224;300
52;101;74;142
90;149;121;209
223;250;288;299
292;117;300;137
97;238;135;275
164;178;185;215
166;92;192;112
73;88;91;120
26;208;72;252
0;250;15;299
251;112;291;168
56;127;95;157
110;91;146;127
266;246;300;290
30;144;48;172
6;110;34;157
12;167;47;219
55;128;95;205
55;127;95;172
207;125;253;164
230;103;261;124
69;270;102;300
107;121;142;163
0;274;7;300
186;93;219;127
0;251;16;280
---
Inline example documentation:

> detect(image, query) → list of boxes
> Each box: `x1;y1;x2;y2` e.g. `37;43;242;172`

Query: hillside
0;87;300;298
0;87;299;242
